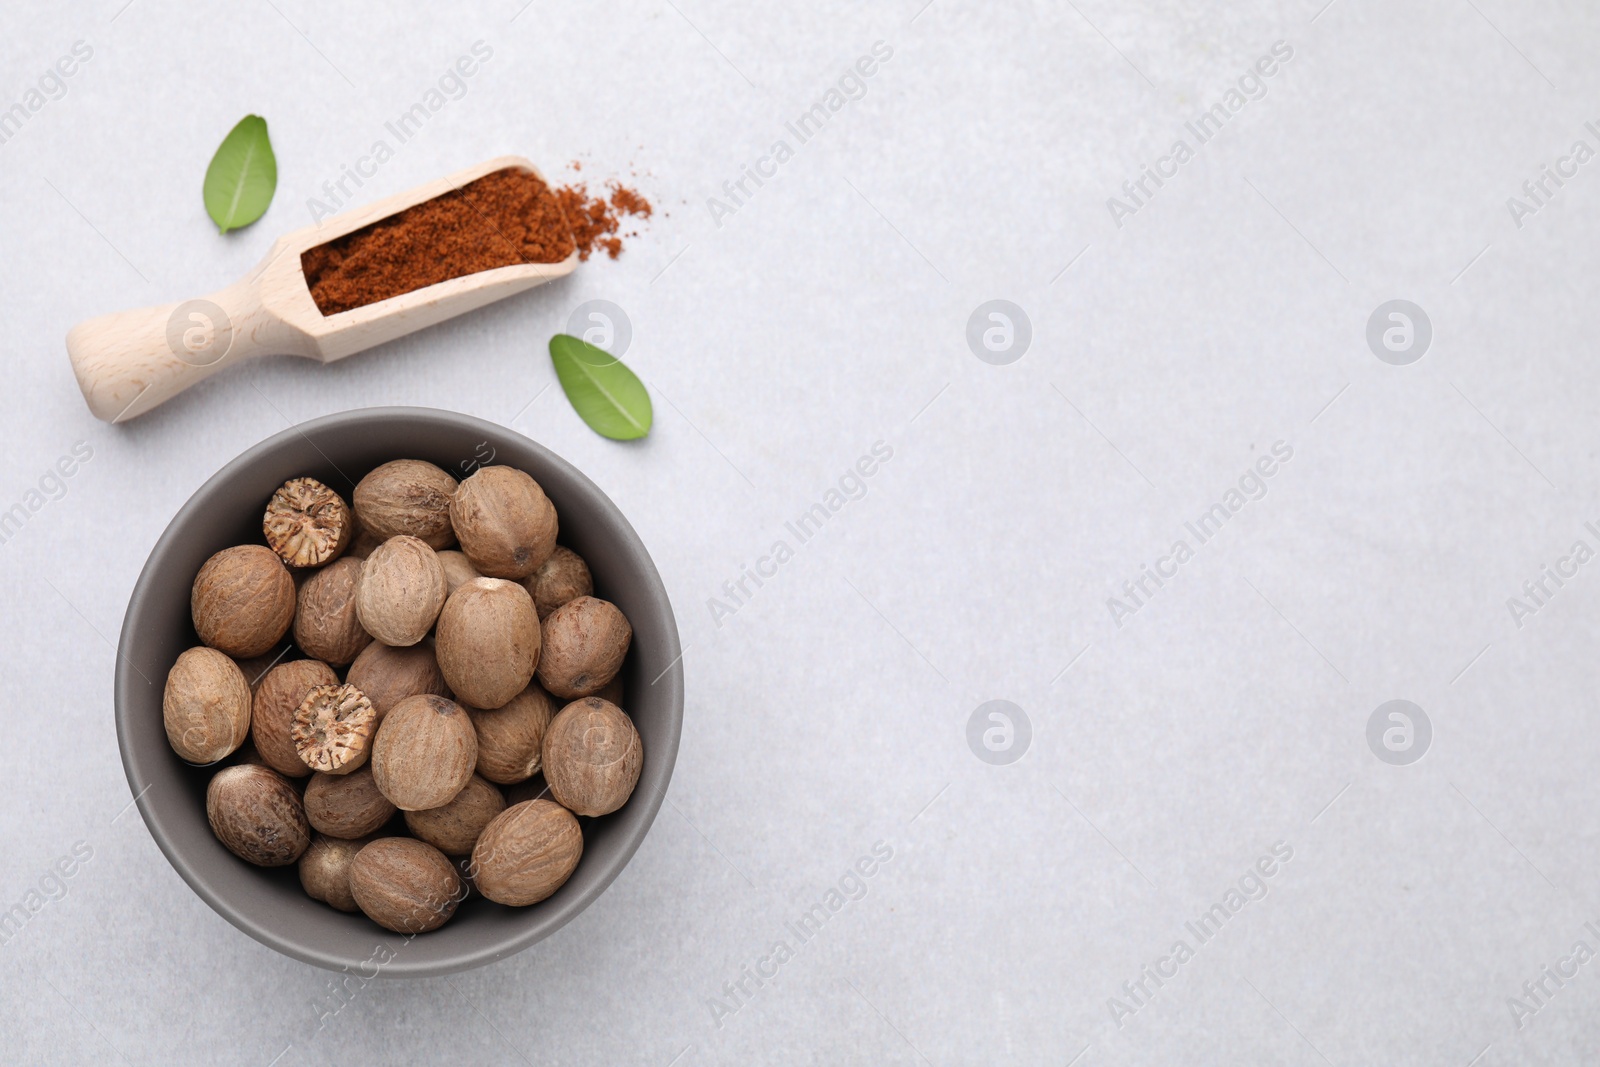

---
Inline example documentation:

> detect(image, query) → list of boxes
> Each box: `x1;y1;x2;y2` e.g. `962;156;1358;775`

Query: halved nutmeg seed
292;683;377;774
264;477;353;568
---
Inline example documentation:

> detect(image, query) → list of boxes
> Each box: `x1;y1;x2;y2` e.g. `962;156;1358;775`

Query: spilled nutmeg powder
301;167;653;316
557;183;653;261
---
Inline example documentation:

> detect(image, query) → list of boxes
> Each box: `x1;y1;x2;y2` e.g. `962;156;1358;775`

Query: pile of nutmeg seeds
161;459;642;934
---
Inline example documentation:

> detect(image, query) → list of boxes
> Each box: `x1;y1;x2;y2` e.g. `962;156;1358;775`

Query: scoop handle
67;281;286;423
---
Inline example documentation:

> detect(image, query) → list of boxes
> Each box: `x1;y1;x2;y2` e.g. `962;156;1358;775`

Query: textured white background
2;0;1599;1063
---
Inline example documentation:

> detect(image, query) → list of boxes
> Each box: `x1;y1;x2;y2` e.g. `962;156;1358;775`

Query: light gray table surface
4;0;1599;1063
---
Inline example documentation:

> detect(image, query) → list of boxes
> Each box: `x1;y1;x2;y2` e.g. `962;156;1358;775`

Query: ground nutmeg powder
301;167;652;316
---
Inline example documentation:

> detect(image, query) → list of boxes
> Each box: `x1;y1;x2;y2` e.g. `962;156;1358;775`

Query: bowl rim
114;406;683;976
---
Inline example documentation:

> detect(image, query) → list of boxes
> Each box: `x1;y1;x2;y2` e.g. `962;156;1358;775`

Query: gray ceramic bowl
115;407;682;976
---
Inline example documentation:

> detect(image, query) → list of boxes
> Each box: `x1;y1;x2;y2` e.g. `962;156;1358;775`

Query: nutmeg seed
470;799;583;906
370;695;478;811
263;477;352;568
450;466;558;579
346;640;451;720
231;652;282;693
292;683;377;775
299;834;371;912
352;460;458;549
294;557;371;666
542;697;643;817
349;837;462;933
536;596;632;699
206;764;310;867
192;545;296;657
356;535;448;647
251;659;339;777
404;775;506;856
436;549;482;595
347;515;386;560
435;578;540;710
522;545;593;620
164;647;253;764
468;685;555;785
303;766;397;839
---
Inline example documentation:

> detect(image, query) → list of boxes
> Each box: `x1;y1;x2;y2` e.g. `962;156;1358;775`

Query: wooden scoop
68;155;579;423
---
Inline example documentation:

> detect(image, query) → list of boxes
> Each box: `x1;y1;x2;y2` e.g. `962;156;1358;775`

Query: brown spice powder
609;185;652;218
301;168;653;316
554;182;653;263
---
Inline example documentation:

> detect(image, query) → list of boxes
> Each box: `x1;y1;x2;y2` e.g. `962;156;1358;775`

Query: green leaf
549;334;653;441
203;115;277;234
